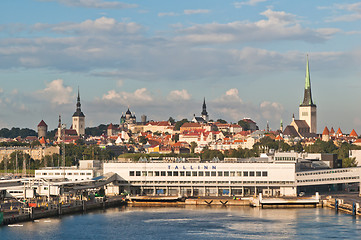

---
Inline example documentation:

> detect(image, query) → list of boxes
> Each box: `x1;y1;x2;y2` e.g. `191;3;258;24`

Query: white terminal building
33;152;356;197
103;152;340;197
35;160;102;181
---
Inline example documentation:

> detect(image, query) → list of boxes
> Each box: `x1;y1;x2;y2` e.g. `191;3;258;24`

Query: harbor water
1;206;361;239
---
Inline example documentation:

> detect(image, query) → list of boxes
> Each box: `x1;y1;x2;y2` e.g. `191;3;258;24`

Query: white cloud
51;17;143;35
260;101;284;120
36;79;73;105
168;89;191;101
41;0;138;9
184;9;210;15
214;88;243;103
234;0;267;8
175;9;339;44
102;88;153;104
158;12;179;17
320;3;361;22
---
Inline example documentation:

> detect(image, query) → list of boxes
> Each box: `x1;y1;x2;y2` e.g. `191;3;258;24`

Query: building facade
103;158;297;197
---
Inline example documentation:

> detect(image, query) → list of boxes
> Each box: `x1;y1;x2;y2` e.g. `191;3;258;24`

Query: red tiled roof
350;129;358;137
38;120;47;127
336;128;343;135
39;137;46;144
181;122;202;128
275;135;283;140
322;126;330;135
330;127;335;134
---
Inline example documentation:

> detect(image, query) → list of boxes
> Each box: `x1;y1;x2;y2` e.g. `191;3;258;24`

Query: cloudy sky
1;0;361;133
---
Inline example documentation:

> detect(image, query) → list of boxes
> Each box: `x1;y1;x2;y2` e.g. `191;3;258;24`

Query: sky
1;0;361;133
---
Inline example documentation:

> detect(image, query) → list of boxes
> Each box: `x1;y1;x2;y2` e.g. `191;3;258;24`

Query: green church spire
300;55;315;107
305;55;310;89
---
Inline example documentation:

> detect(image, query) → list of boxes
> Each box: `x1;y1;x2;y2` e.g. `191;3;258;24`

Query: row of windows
37;172;91;176
275;157;296;161
129;171;268;177
128;180;293;185
296;169;351;177
297;176;359;183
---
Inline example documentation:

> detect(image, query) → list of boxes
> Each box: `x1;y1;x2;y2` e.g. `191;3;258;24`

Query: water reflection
0;206;360;240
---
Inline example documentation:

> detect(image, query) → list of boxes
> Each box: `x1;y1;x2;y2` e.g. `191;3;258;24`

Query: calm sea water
1;206;361;240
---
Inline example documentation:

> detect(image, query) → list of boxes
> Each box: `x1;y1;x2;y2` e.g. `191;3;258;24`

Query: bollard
58;203;62;215
82;200;86;212
335;199;338;212
353;202;356;216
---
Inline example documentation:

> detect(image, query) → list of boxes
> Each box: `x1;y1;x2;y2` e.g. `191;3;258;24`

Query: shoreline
2;194;361;226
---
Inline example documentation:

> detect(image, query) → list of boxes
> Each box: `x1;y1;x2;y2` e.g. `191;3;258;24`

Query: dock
1;196;126;226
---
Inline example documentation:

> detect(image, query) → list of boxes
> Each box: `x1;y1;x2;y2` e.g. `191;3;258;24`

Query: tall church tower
201;97;209;122
299;55;317;134
72;88;85;136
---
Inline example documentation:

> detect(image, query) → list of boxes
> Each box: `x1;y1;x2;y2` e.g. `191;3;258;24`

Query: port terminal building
102;152;353;197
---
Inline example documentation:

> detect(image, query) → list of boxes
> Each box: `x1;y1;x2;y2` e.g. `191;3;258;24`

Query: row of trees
0;144;116;171
0;127;37;138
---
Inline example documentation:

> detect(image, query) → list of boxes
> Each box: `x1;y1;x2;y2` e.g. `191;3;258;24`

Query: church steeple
201;97;208;122
201;97;207;116
72;87;85;136
300;55;316;107
72;88;85;118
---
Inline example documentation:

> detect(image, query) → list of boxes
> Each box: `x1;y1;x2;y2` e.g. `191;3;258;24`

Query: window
186;171;191;176
218;171;223;176
142;171;147;176
161;171;166;176
256;171;261;177
155;171;160;176
211;171;216;177
198;171;204;177
148;171;153;177
180;171;185;176
262;171;268;177
205;172;210;177
167;171;172;176
130;171;134;176
136;171;141;176
192;171;197;177
243;171;248;177
230;171;235;177
173;171;178;176
224;171;229;177
249;171;255;177
237;171;242;177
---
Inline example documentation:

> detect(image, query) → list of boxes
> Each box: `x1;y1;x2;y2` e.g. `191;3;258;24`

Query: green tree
168;117;175;125
342;157;357;168
190;142;197;153
238;120;250;131
200;149;224;160
139;136;148;144
172;133;179;142
217;119;227;124
174;119;189;130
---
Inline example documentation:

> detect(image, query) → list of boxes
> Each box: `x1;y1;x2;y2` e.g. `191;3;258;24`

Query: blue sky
1;0;361;134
